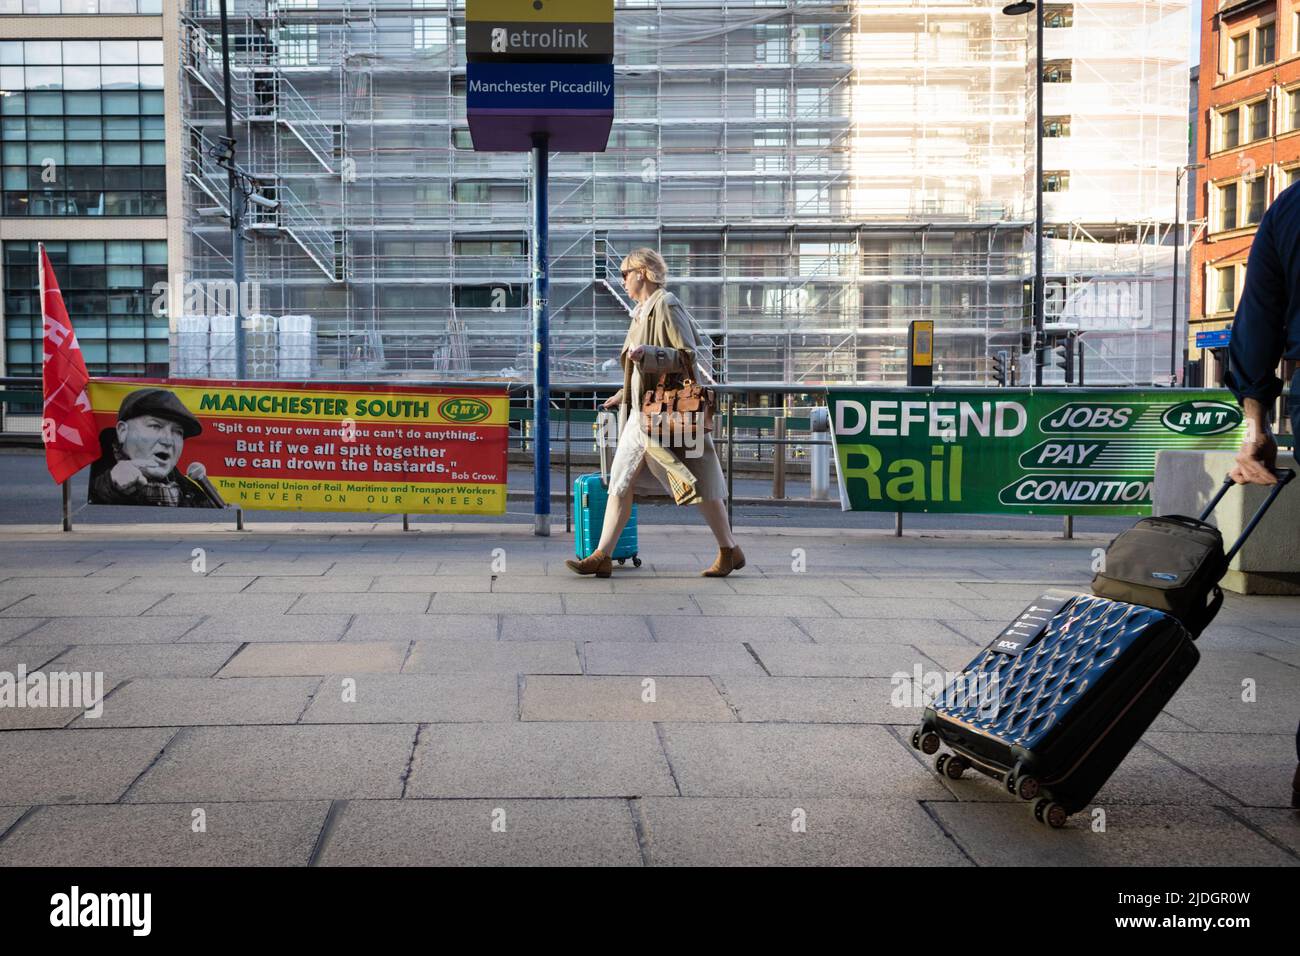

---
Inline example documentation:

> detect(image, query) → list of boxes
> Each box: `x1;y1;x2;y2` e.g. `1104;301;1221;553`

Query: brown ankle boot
701;544;745;577
566;549;612;578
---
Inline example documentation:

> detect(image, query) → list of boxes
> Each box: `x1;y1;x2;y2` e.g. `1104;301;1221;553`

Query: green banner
829;388;1245;515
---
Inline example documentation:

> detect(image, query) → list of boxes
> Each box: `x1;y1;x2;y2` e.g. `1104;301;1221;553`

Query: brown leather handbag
641;375;716;446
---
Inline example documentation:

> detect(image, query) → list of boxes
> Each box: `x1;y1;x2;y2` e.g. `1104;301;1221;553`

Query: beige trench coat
608;289;727;505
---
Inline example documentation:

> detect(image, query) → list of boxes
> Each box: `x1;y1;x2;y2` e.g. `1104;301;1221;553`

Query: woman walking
566;248;743;578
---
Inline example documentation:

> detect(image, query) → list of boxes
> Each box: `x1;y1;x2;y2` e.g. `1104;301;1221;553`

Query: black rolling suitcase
910;469;1294;828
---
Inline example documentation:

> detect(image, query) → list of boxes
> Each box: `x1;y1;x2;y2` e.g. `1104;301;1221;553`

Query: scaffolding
177;0;1190;386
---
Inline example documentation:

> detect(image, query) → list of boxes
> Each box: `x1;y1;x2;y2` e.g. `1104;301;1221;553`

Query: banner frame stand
61;481;71;532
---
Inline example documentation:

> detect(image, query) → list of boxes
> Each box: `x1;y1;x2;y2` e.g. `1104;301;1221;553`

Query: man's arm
1225;207;1288;484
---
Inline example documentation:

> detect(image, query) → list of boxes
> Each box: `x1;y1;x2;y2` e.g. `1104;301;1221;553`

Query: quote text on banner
84;378;509;514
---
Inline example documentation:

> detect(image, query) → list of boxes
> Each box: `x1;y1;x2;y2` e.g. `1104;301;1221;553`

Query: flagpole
62;481;72;532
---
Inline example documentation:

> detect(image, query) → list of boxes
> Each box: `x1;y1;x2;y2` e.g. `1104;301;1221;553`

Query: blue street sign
1195;328;1232;349
467;62;614;112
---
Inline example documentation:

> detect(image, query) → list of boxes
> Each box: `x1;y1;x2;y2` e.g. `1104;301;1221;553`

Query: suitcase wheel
935;753;968;780
632;556;642;567
1014;774;1041;802
916;731;941;755
1033;798;1069;829
618;558;626;565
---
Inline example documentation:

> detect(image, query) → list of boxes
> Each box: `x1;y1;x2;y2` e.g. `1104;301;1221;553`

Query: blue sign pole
532;132;551;536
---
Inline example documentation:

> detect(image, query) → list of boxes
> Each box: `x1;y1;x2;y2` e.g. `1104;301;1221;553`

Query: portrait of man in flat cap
88;388;225;508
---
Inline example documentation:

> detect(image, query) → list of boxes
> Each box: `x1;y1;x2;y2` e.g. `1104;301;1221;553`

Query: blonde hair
620;247;668;287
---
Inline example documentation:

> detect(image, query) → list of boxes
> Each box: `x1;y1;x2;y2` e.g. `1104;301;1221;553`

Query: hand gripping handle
1197;468;1296;564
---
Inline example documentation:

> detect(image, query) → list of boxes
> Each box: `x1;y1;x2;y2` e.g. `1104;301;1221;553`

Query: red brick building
1191;0;1300;382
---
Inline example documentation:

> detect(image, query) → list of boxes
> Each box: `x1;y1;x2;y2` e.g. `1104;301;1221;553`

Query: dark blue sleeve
1225;208;1287;405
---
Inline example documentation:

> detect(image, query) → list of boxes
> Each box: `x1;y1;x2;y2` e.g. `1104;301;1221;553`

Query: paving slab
369;575;493;593
0;618;47;643
645;616;807;643
795;618;976;645
1227;808;1300;856
747;642;934;678
692;595;839;618
405;723;678;798
180;615;350;643
825;597;983;620
582;642;763;676
0;801;331;867
1143;732;1298;808
637;797;970;866
113;577;257;594
716;676;918;724
299;674;517;723
218;642;409;677
501;614;652;643
403;641;580;675
1160;654;1299;734
348;614;498;642
124;725;416;802
1;594;167;617
45;643;240;680
243;575;377;593
520;676;734;722
0;644;66;672
723;578;860;597
288;593;431;615
316;799;643;866
0;807;27;837
0;576;135;595
926;802;1298;866
12;616;202;646
562;594;703;617
72;676;320;728
657;724;952;799
0;728;176;805
429;593;564;615
145;594;299;617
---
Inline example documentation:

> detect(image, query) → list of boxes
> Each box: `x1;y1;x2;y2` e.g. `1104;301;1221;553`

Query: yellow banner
466;0;613;24
216;477;507;514
88;380;509;428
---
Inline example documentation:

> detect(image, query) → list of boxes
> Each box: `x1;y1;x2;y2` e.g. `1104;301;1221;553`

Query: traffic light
1051;335;1075;384
991;349;1009;386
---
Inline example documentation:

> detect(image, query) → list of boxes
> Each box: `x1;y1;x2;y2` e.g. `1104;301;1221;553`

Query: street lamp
217;0;247;379
1003;0;1043;386
1172;162;1205;386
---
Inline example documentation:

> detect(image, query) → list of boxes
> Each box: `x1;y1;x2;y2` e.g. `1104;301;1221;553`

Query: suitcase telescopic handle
1198;468;1296;563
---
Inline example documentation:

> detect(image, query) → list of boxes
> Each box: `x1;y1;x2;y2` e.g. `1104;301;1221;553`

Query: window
451;128;473;149
1231;33;1250;74
2;240;167;377
1287;166;1300;189
1220;108;1240;150
1044;4;1074;28
755;87;788;118
1217;181;1239;230
1244;174;1268;224
755;24;788;65
1287;87;1300;133
1255;22;1275;66
796;85;831;117
0;40;166;217
1248;99;1269;141
1213;265;1237;314
413;17;447;51
278;25;318;66
1043;171;1069;192
1043;60;1072;83
1043;116;1071;138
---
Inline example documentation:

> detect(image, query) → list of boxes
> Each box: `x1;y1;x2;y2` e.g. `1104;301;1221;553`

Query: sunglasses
621;269;640;280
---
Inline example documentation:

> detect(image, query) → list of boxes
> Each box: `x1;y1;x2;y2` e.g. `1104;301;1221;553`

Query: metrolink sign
828;389;1245;515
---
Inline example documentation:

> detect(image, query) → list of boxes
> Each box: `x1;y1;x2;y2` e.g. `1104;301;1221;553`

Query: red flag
40;243;100;483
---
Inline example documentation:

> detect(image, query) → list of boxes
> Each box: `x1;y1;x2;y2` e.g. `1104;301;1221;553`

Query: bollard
236;507;244;531
1063;515;1073;539
772;417;786;499
403;514;410;532
809;406;830;500
894;512;903;537
62;481;72;532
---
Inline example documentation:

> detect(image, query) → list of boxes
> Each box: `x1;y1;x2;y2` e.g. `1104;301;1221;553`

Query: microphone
186;461;227;508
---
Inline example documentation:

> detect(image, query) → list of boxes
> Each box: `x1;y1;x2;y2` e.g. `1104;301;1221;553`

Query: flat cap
117;388;202;438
